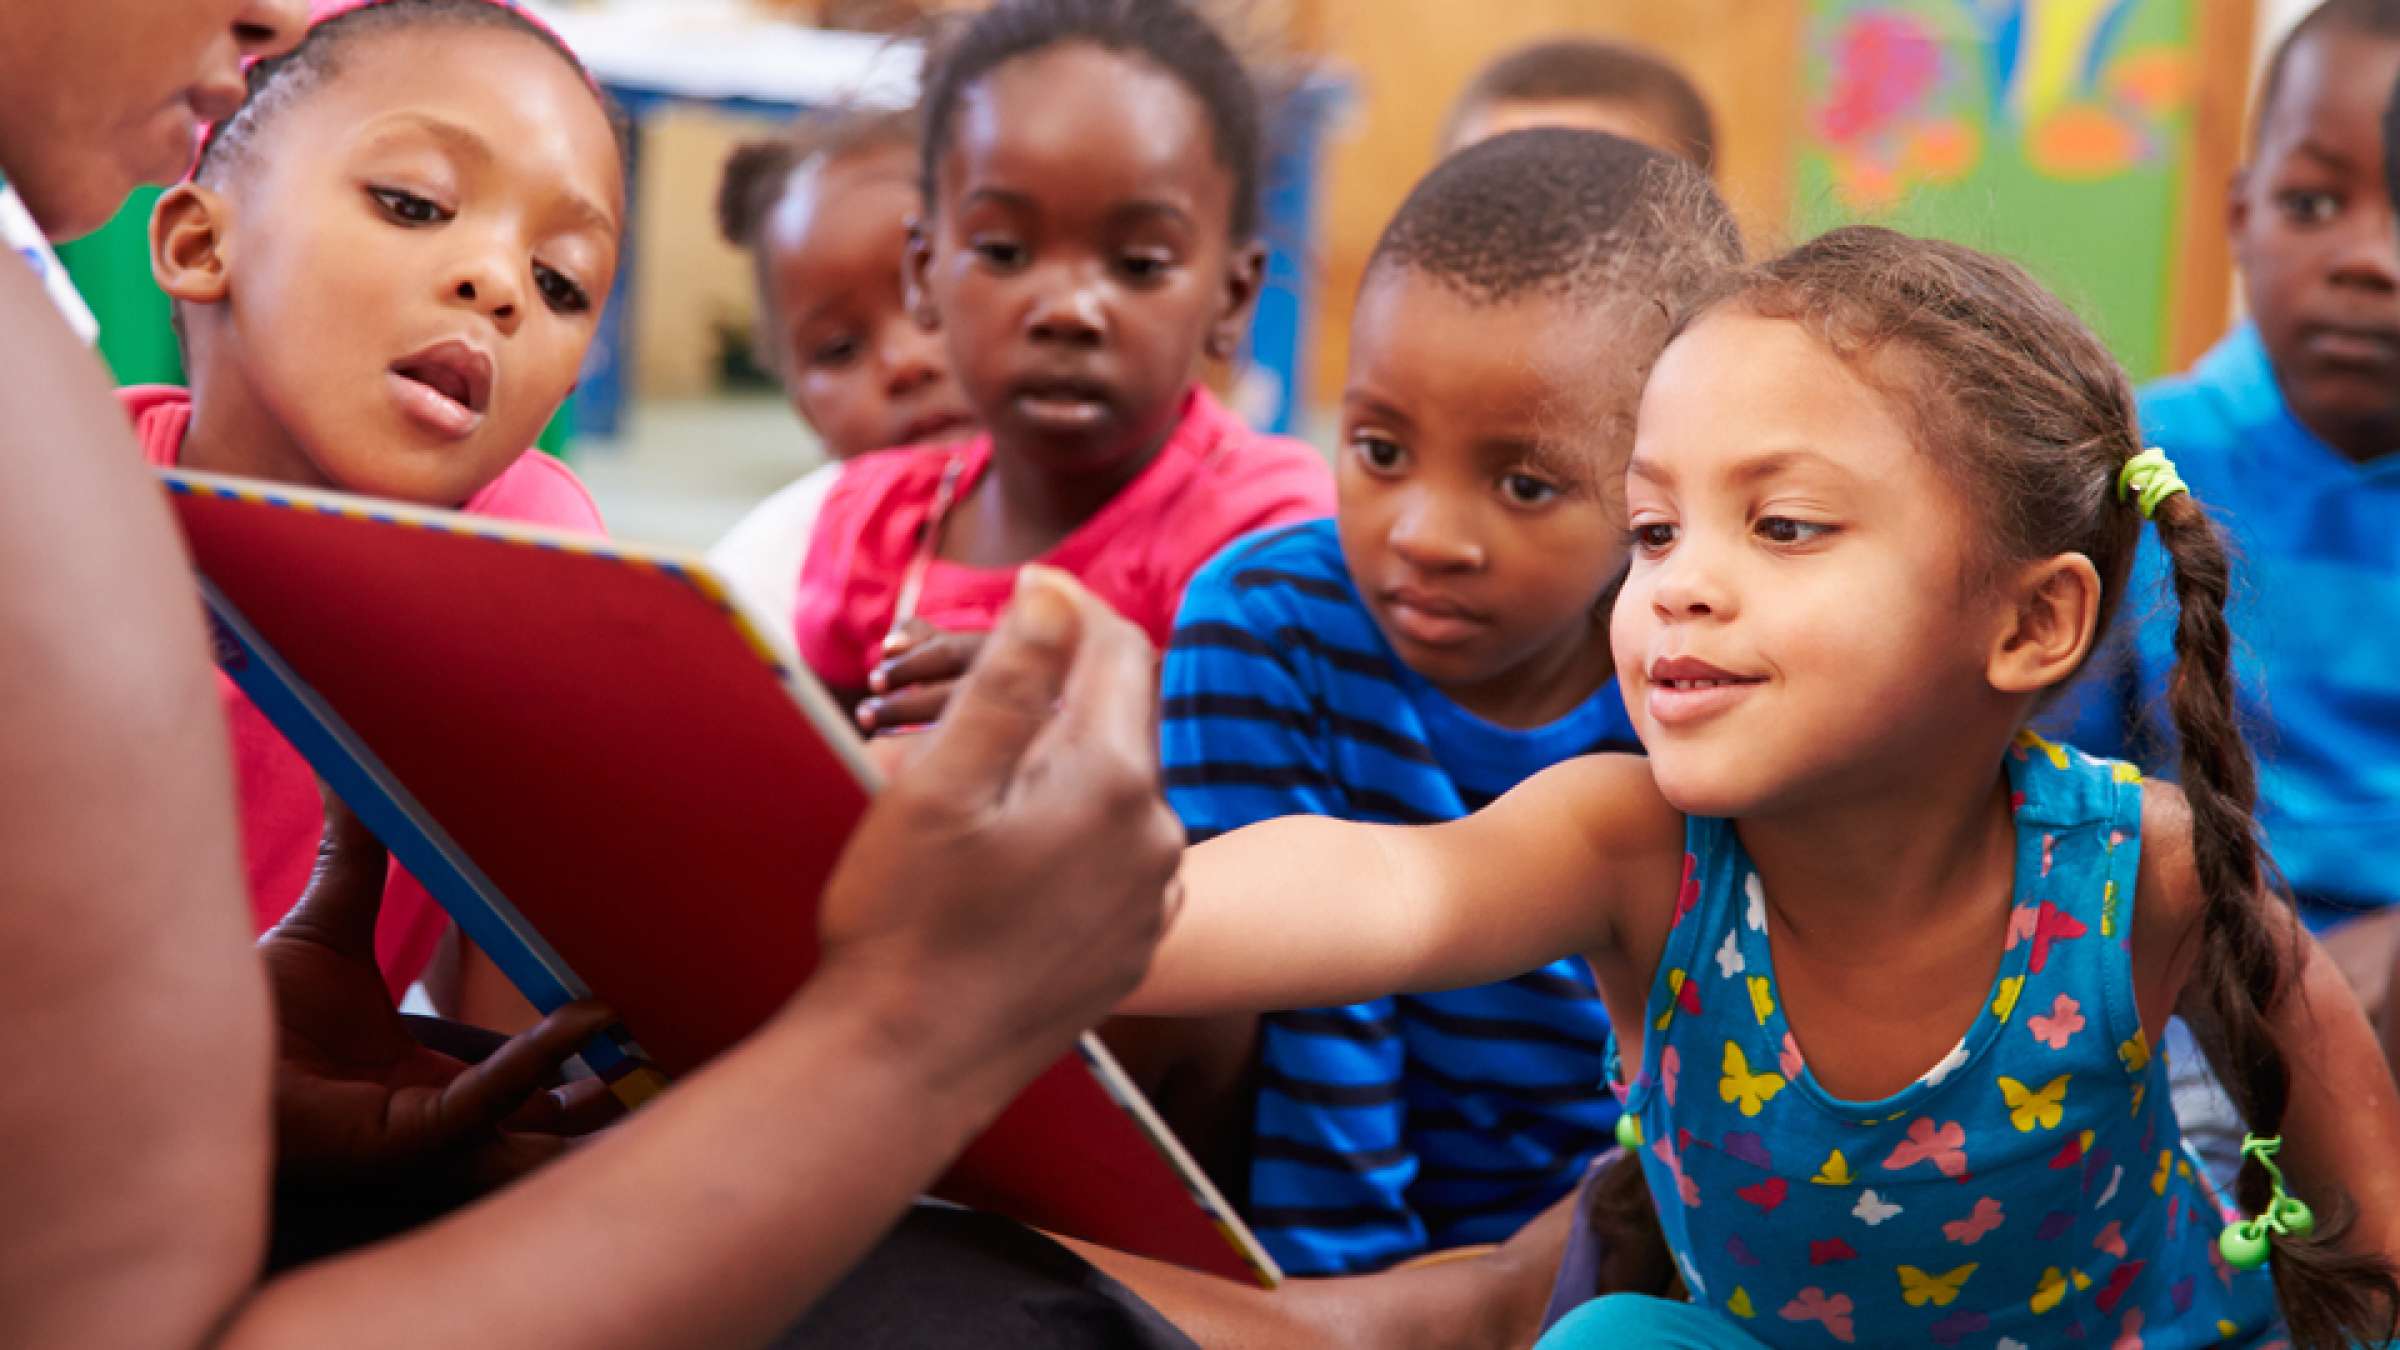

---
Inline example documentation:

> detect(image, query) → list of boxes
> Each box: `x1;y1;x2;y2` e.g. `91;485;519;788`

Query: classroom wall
622;0;2261;413
631;109;774;403
1287;0;2257;409
1288;0;1808;412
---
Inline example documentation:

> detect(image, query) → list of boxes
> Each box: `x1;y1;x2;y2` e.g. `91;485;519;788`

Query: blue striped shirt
1162;520;1639;1275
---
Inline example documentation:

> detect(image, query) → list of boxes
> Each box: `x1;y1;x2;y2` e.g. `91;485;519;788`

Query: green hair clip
2218;1134;2314;1270
2116;447;2190;520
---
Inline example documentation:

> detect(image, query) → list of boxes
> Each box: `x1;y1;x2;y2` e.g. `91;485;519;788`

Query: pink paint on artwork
1817;11;1944;146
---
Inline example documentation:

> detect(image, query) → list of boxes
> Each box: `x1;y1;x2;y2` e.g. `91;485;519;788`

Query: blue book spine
197;576;656;1092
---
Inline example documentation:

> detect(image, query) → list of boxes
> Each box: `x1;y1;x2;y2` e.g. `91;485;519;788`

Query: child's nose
1389;496;1486;572
1025;279;1106;347
448;260;523;333
1649;549;1732;620
880;324;945;397
2330;208;2400;293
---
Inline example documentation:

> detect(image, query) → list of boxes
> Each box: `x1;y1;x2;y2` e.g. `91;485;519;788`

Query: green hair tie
2218;1134;2315;1270
2117;447;2189;520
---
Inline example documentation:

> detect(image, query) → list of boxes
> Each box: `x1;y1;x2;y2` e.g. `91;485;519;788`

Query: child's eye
971;238;1027;269
1115;252;1174;283
1500;472;1560;507
532;262;590;316
1628;521;1677;553
1755;516;1833;545
1349;432;1405;473
807;335;863;368
368;185;452;226
2277;189;2341;226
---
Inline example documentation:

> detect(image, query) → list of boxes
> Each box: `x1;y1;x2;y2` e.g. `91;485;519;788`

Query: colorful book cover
161;466;1279;1288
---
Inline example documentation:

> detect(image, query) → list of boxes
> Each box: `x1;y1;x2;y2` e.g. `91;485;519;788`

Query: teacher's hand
815;566;1180;1081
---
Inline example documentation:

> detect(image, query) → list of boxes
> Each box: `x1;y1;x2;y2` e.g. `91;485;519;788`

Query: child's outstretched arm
2138;786;2400;1265
1125;753;1684;1017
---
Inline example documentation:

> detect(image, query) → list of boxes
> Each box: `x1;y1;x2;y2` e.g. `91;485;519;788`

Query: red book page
165;475;1275;1286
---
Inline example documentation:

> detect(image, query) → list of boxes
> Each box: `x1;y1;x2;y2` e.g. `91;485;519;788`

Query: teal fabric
1540;1294;1774;1348
1609;735;2280;1347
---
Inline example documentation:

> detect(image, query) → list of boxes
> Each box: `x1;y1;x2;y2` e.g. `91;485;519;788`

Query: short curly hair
1367;127;1738;314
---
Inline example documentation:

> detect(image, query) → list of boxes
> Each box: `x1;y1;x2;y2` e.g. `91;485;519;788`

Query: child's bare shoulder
2133;780;2201;925
1526;754;1687;992
1551;751;1684;850
2131;779;2207;1026
1499;752;1687;909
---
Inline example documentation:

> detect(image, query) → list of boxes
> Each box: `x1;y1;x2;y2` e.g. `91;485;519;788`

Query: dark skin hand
261;798;618;1192
857;626;1260;1193
857;617;990;733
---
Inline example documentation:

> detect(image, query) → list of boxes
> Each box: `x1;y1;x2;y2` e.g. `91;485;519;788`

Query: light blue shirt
2050;323;2400;927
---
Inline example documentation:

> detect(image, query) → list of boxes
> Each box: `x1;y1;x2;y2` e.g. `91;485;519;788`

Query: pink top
124;385;606;994
795;386;1334;690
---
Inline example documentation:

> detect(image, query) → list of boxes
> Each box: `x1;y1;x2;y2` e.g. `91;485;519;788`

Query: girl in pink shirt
131;0;625;994
796;0;1334;731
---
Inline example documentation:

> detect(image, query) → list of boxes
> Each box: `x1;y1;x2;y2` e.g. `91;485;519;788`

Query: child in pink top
134;0;625;994
800;387;1328;693
796;0;1333;729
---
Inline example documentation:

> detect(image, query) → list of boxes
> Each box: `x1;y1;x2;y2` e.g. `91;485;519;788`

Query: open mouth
388;339;495;440
393;341;494;415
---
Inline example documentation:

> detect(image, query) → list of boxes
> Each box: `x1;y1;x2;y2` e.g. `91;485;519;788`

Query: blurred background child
707;105;975;625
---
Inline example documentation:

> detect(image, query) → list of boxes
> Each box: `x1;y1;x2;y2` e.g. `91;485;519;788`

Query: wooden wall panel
1289;0;1807;413
2168;0;2257;374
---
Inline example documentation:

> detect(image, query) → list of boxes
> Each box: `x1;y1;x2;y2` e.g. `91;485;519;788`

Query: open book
161;466;1278;1288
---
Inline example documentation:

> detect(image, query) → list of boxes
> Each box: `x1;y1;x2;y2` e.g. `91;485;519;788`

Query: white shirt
707;461;845;634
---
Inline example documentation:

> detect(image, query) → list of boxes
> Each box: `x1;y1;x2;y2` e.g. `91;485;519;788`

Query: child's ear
151;183;234;305
1988;551;2103;695
1204;240;1268;363
903;216;940;332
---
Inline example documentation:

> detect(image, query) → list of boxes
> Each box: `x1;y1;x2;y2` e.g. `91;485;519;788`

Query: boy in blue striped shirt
1160;129;1741;1275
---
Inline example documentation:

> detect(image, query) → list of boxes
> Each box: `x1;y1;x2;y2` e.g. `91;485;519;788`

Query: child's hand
259;799;618;1192
859;619;989;733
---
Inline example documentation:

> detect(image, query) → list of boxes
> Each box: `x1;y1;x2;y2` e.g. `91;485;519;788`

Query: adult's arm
0;248;279;1348
0;373;1181;1350
221;571;1185;1350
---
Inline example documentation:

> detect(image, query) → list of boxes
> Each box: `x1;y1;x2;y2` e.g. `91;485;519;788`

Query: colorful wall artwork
1796;0;2202;378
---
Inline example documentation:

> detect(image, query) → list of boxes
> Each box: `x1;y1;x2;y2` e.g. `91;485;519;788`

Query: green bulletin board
1794;0;2200;379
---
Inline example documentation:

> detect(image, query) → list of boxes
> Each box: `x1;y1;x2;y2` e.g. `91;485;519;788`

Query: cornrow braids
193;0;628;196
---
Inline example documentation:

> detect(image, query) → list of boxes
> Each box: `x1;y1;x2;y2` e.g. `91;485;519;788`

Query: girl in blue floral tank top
1574;733;2278;1347
1134;229;2400;1349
